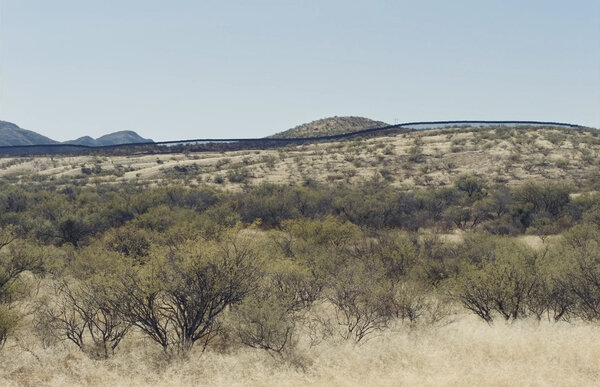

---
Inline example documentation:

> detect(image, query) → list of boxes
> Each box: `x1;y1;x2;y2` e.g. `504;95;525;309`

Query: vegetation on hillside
270;116;389;138
1;124;600;384
3;125;599;191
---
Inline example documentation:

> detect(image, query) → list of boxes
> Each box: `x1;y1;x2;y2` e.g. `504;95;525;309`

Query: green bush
453;238;541;322
548;224;600;321
112;228;263;356
0;242;45;350
231;259;311;355
0;306;19;349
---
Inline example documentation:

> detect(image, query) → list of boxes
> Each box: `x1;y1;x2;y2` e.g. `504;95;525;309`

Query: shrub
407;144;425;163
454;239;541;322
515;182;571;218
549;224;600;321
113;229;263;356
0;242;45;350
227;168;250;183
326;257;395;342
105;226;151;262
231;260;309;355
455;175;486;199
555;159;569;169
233;292;296;355
0;226;17;250
0;306;18;350
37;279;131;359
238;184;300;227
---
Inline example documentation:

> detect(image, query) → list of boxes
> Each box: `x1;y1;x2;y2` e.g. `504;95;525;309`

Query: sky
0;0;599;142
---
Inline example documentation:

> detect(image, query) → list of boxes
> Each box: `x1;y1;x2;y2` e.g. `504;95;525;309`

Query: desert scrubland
1;126;600;190
1;125;600;386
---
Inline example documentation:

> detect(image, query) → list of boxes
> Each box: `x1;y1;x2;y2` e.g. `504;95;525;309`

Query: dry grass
1;126;598;191
2;316;599;386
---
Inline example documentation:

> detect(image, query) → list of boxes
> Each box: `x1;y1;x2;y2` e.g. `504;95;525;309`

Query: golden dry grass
1;126;598;191
2;316;600;386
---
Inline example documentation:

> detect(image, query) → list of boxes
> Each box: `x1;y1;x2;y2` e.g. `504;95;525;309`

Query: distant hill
64;136;98;146
271;116;389;138
0;121;152;147
0;121;58;146
65;131;152;146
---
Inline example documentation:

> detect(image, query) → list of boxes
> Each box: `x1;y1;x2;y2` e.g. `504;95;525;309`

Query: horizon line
0;119;592;151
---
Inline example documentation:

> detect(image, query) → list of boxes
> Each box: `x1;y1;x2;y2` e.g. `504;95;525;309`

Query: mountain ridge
63;130;153;146
0;121;59;146
0;121;152;147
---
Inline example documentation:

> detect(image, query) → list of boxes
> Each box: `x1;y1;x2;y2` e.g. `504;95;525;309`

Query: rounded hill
270;116;389;138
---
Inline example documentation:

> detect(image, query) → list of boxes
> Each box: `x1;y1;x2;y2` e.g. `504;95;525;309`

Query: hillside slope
3;125;599;193
0;121;58;146
64;136;98;146
271;116;389;138
96;130;152;145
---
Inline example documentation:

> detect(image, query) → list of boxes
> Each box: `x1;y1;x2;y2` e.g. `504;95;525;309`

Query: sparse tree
327;261;394;342
114;229;262;356
0;242;45;350
456;175;486;199
37;279;130;359
454;238;541;322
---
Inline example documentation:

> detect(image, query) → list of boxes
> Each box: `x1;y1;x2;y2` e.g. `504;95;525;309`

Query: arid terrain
1;122;600;386
1;125;598;191
2;0;597;384
2;317;600;386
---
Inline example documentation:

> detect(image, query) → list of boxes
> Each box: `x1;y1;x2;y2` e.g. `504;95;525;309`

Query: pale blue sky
0;0;599;141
